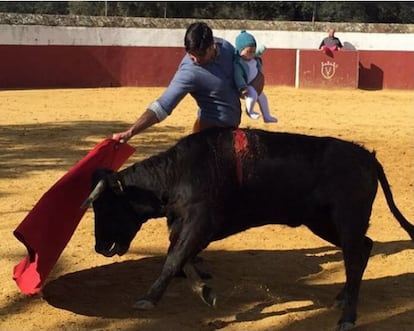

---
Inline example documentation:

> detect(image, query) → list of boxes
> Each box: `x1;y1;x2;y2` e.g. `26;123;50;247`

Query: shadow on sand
39;240;414;331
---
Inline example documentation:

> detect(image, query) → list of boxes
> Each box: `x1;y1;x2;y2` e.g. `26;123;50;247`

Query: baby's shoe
264;116;278;123
246;109;260;120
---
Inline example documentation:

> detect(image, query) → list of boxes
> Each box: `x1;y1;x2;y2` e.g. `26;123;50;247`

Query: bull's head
82;169;153;258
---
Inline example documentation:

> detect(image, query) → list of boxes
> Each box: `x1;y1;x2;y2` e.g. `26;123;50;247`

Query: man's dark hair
184;22;214;54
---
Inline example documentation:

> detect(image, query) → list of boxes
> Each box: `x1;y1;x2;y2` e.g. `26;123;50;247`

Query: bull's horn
80;179;106;209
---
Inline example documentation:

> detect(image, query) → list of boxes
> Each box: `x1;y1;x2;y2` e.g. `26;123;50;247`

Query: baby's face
240;46;256;61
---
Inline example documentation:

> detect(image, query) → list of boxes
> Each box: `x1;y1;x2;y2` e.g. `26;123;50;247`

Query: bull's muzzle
95;242;129;257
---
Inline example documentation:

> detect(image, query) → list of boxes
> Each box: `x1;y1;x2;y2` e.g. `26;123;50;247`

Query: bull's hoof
336;322;355;331
201;286;217;308
133;299;156;310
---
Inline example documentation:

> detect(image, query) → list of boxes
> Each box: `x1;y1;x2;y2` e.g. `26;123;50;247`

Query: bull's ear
106;173;126;196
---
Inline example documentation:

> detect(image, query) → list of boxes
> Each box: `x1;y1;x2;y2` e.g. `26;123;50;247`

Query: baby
234;30;277;123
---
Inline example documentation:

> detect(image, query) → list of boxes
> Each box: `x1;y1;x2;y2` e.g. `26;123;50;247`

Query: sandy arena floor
0;86;413;331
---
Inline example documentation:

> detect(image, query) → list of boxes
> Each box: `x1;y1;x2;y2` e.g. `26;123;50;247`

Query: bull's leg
306;211;372;331
336;224;372;331
174;256;212;279
133;253;202;309
336;235;373;331
168;217;212;281
133;262;175;309
335;236;373;306
183;263;216;307
133;253;201;309
133;213;211;309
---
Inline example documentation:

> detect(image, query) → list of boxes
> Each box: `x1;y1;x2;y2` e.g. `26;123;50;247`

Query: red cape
13;138;135;295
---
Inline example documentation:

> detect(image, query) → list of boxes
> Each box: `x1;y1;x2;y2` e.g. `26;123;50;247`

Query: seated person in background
319;28;343;52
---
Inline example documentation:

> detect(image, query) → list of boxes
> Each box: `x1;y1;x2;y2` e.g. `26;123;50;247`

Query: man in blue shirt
113;22;242;143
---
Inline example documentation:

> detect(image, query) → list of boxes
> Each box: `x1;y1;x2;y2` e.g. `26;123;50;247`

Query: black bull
82;128;414;331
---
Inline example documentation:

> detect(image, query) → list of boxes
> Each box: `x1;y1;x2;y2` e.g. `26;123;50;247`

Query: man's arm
319;39;325;49
112;109;159;143
113;58;194;143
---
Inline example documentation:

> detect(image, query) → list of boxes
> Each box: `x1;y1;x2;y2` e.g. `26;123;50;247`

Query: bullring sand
0;86;413;331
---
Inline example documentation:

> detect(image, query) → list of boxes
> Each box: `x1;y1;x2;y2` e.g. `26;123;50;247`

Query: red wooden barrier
0;45;184;89
262;49;296;87
358;50;414;90
297;49;359;89
0;45;413;90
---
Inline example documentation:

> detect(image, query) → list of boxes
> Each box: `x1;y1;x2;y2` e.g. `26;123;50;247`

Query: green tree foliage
0;1;68;15
115;2;168;17
0;1;413;24
314;1;414;23
316;2;368;22
68;1;105;16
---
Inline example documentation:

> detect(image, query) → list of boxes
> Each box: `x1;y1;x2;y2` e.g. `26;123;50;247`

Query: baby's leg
257;92;277;123
245;86;260;120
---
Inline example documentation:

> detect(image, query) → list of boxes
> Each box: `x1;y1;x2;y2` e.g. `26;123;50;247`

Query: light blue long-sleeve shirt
148;37;242;128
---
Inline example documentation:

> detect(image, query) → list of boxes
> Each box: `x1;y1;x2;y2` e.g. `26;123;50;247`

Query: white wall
222;30;414;51
1;24;414;51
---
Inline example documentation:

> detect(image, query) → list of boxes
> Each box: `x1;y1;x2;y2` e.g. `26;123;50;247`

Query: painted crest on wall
321;61;338;79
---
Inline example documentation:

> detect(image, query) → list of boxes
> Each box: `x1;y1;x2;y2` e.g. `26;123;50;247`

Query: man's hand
112;129;132;143
112;108;160;143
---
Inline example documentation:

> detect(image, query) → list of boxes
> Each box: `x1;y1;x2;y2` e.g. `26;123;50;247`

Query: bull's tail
376;159;414;240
